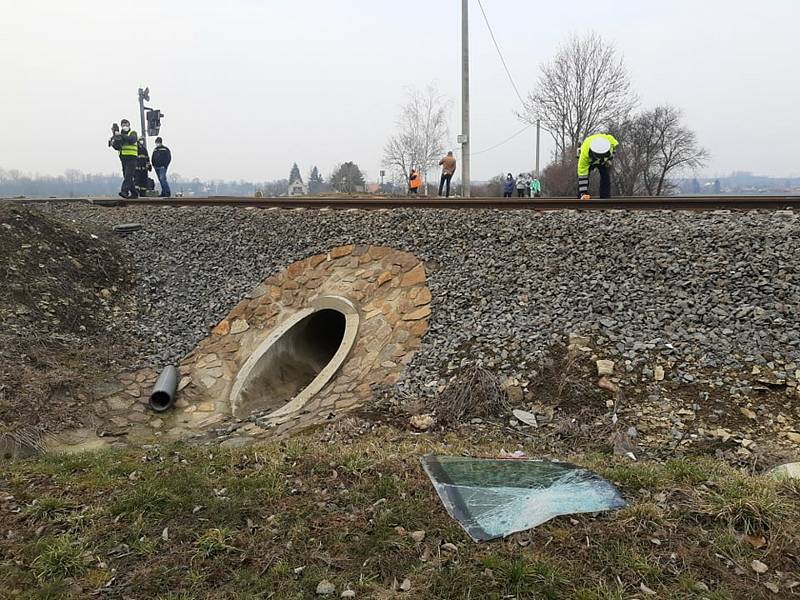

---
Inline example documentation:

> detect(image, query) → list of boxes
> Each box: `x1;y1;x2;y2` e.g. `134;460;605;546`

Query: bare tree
383;84;452;189
521;32;637;160
608;116;651;196
610;105;708;196
642;106;709;196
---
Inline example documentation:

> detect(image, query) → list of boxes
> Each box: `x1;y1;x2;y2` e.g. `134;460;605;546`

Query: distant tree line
0;167;286;198
0;161;371;198
278;162;368;194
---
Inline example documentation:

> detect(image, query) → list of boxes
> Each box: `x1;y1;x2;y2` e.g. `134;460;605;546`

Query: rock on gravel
316;580;336;596
47;204;800;400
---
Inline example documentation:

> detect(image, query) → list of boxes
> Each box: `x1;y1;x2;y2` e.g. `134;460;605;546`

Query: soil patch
0;203;137;440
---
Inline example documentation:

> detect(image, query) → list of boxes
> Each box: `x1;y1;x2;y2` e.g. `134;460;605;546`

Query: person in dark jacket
502;173;515;198
108;119;139;199
151;137;172;197
134;139;152;196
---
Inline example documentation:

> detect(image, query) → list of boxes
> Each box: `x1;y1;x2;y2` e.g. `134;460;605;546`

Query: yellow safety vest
577;134;619;177
120;131;138;157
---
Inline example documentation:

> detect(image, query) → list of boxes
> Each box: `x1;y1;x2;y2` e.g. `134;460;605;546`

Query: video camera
109;122;122;150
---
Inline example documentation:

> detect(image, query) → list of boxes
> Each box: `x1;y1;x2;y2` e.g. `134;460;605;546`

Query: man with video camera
108;119;139;199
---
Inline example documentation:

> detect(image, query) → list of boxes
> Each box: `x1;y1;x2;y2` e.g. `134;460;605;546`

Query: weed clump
433;365;509;425
694;473;796;535
31;534;91;581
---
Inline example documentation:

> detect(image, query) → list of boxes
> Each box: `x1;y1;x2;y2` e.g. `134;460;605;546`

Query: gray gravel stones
48;204;800;399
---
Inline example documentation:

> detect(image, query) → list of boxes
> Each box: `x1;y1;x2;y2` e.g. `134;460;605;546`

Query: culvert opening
149;391;172;412
230;298;359;418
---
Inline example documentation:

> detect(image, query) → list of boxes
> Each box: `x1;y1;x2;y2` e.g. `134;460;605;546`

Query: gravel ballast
47;203;800;397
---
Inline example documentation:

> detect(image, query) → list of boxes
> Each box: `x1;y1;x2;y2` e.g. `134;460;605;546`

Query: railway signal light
146;109;164;136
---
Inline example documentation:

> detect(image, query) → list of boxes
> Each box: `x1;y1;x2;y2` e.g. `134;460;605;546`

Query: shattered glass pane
421;455;626;542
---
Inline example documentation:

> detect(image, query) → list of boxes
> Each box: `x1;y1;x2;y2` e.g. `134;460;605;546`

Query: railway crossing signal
137;87;165;149
146;109;164;137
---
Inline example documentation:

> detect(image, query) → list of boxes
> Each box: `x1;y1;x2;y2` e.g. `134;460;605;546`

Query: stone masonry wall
89;245;430;445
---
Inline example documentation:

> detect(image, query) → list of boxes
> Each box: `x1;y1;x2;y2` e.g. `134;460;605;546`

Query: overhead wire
475;0;526;107
470;0;532;157
471;124;533;156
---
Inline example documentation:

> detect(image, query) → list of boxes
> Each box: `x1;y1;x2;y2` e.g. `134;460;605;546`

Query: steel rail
4;195;800;211
117;195;800;211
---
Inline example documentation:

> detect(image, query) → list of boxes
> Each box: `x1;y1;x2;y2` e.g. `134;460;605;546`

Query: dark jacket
136;143;151;170
151;145;172;169
503;177;516;194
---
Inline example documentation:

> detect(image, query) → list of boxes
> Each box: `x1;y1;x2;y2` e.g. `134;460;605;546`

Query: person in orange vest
409;169;422;194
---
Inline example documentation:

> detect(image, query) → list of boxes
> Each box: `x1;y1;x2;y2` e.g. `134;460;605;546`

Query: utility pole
138;87;149;150
460;0;471;198
535;119;541;177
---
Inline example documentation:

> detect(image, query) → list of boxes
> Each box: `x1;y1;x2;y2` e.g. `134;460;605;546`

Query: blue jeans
155;166;171;197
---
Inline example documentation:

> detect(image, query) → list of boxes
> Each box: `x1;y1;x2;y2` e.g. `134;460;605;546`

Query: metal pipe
149;365;178;412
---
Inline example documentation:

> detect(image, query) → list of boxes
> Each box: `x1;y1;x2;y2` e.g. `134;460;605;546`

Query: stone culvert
158;244;431;438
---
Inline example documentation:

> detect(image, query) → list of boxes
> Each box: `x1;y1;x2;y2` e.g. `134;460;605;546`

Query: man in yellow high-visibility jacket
577;133;619;199
109;119;139;199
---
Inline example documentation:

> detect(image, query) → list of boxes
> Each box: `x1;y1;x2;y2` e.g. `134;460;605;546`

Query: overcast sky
2;0;798;183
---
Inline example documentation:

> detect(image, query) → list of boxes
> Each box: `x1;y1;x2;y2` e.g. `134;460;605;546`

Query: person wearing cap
109;119;139;199
151;137;172;197
577;133;619;199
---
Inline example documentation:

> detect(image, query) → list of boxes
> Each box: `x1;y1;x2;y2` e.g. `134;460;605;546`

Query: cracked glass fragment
421;455;626;542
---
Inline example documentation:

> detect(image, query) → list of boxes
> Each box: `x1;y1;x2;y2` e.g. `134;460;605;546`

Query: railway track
7;195;800;211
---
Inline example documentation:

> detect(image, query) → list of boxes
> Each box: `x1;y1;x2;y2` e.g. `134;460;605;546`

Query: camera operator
108;119;139;199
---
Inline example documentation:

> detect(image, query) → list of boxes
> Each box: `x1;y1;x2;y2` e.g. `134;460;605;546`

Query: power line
470;1;534;161
471;123;533;156
475;0;526;108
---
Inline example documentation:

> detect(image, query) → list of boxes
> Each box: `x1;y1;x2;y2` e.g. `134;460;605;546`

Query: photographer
108;119;139;199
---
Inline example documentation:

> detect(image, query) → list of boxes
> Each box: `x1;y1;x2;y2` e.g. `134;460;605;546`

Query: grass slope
1;428;798;599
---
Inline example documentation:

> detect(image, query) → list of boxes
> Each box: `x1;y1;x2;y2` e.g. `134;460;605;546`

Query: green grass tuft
31;534;91;581
193;528;239;560
696;473;795;535
24;496;72;522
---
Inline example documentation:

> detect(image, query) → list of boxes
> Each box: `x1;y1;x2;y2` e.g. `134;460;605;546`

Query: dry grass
1;428;798;599
432;365;509;425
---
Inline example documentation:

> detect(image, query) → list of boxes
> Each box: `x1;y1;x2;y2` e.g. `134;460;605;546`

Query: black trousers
120;156;138;197
517;189;525;198
578;164;612;199
439;173;453;197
